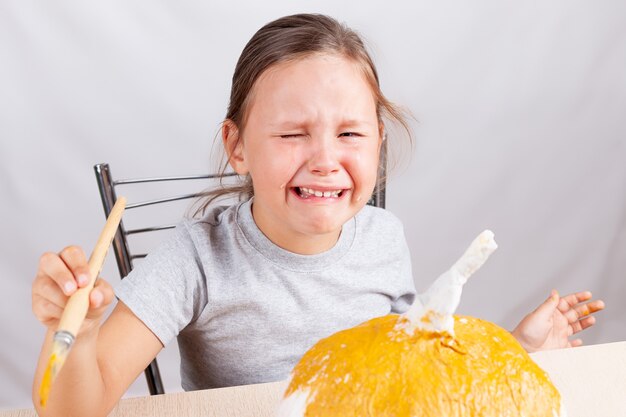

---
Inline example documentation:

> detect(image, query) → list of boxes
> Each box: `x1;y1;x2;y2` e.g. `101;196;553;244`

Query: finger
32;273;68;309
533;290;560;318
575;300;606;317
570;338;583;348
591;299;606;313
559;291;592;310
87;279;115;318
570;315;596;335
578;315;596;332
59;246;91;288
32;295;64;325
38;252;78;296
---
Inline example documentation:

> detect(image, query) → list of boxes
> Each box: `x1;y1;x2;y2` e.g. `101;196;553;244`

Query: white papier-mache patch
398;230;497;337
276;385;310;417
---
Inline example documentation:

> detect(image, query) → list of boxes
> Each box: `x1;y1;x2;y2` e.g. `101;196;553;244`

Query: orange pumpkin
277;231;564;417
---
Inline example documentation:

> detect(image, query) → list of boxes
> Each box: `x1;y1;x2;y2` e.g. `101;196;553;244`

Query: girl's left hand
511;290;605;352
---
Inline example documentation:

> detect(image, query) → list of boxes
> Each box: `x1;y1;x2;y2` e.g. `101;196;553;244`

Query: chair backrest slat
125;193;206;209
125;225;177;235
115;172;236;185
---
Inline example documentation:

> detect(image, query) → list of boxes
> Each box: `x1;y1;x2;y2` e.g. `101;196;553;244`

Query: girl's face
225;54;382;254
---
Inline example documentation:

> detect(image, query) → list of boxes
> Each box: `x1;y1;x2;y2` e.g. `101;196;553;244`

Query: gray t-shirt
115;198;416;391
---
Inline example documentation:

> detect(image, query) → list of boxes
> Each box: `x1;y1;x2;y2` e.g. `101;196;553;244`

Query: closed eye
280;134;304;139
339;132;363;138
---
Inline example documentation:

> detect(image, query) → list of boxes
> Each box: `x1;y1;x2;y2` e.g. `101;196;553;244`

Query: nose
307;137;340;175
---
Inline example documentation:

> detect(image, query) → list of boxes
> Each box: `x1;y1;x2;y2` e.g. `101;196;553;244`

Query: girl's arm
32;247;163;417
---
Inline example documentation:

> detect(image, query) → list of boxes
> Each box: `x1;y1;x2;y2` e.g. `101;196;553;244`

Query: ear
378;122;386;150
222;119;249;175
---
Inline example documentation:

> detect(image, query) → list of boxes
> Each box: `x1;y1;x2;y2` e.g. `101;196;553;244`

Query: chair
93;150;387;394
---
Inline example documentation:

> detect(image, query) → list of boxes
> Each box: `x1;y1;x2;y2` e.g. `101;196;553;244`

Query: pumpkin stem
399;230;497;336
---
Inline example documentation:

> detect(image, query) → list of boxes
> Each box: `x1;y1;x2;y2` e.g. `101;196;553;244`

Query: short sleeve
114;221;207;346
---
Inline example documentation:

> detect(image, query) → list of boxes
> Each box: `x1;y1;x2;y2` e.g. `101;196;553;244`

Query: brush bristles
39;335;73;407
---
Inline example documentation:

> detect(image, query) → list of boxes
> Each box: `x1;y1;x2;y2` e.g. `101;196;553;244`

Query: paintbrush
39;196;126;407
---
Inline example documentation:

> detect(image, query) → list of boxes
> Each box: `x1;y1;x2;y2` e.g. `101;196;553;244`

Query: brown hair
194;13;412;215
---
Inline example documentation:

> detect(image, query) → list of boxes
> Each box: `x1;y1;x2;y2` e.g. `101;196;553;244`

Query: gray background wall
1;0;625;410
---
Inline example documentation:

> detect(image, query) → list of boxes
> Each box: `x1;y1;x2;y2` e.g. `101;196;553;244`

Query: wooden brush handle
57;197;126;336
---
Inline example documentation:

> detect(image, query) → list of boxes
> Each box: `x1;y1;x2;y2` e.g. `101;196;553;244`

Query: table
2;341;624;417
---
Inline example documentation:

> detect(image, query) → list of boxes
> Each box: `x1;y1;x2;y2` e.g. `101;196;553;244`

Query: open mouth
293;187;346;199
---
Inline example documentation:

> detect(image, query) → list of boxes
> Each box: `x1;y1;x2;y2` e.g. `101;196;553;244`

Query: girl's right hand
32;245;115;334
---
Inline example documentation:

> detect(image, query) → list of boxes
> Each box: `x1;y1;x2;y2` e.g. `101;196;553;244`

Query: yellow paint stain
286;314;561;416
39;353;57;407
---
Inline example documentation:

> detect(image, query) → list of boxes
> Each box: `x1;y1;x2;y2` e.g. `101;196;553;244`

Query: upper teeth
300;187;341;198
